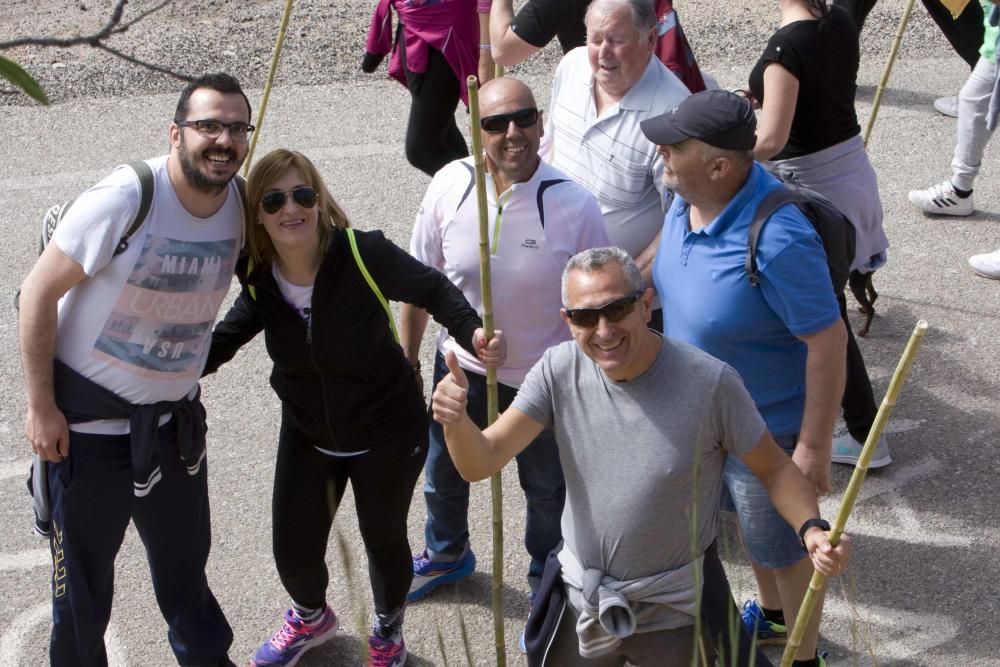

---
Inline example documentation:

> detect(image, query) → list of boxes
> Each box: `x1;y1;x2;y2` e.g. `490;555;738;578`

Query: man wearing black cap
645;90;847;667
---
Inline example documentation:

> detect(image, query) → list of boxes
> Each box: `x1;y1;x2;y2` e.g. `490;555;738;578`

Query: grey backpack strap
115;160;156;256
234;173;249;251
745;188;803;287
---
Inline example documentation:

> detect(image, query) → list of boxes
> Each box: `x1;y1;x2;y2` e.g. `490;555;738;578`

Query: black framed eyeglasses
176;119;255;141
563;291;644;327
260;187;319;214
480;107;540;134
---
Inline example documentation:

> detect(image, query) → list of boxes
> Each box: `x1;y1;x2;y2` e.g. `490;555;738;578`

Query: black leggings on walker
400;32;469;176
271;417;427;614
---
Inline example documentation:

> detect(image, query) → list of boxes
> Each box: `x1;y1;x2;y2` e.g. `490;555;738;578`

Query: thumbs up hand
432;351;470;425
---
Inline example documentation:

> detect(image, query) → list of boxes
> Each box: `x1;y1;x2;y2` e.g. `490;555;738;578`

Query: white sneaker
908;180;974;216
832;428;892;469
933;95;959;118
968;249;1000;279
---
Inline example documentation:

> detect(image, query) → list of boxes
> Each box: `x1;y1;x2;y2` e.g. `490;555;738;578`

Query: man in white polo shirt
544;0;689;329
401;77;609;607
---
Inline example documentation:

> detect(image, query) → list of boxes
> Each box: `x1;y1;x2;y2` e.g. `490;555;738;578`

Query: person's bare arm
753;63;799;161
489;0;544;67
739;432;852;575
793;318;847;496
19;244;88;462
478;11;497;83
433;351;544;480
399;302;430;393
634;228;663;289
400;302;430;367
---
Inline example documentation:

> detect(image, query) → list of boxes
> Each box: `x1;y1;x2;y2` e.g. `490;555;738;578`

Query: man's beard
177;135;237;195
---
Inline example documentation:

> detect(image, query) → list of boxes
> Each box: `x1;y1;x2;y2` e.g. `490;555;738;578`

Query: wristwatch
798;518;830;549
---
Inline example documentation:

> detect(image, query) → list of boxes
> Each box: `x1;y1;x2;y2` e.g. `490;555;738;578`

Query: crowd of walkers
18;0;999;666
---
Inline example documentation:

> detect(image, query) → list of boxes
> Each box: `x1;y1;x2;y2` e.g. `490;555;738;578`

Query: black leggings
834;0;984;69
271;417;427;614
838;292;878;443
401;36;469;177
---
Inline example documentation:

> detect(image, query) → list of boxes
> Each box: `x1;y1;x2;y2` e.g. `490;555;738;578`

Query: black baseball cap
640;90;757;150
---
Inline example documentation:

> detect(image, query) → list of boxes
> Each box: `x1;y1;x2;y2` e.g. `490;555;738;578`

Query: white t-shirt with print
53;155;244;430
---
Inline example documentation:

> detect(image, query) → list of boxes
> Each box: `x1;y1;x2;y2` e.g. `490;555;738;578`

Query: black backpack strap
115;160;156;256
745;188;804;287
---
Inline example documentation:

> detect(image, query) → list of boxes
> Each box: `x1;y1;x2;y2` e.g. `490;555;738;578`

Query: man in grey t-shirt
431;247;852;665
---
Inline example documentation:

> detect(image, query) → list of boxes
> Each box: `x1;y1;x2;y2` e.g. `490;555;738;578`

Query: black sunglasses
480;107;540;134
176;119;255;141
563;291;644;327
260;187;319;215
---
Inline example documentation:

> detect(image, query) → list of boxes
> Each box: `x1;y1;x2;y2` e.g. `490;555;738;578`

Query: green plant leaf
0;55;49;105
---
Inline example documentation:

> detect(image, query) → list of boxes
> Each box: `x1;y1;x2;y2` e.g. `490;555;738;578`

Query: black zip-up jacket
204;228;483;453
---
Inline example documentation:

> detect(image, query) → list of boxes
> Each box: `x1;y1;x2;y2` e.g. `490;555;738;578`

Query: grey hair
585;0;657;34
561;247;644;307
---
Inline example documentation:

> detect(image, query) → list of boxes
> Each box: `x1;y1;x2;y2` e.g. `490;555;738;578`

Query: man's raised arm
432;351;545;481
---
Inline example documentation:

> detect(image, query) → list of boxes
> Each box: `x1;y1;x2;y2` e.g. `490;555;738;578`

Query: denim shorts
721;433;807;569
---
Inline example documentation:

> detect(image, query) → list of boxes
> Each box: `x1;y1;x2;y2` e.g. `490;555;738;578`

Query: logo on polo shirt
521;238;538;250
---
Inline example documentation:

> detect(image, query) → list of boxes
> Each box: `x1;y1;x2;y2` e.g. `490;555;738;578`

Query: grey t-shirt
512;335;766;580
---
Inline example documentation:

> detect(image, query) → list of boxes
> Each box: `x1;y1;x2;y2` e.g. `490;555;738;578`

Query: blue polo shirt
653;163;840;437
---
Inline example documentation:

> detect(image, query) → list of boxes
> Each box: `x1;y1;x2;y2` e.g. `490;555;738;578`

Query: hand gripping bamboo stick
780;320;928;666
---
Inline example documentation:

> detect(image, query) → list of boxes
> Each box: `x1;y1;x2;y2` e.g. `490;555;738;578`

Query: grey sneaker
933;95;959;118
832;428;892;469
908;180;974;216
968;249;1000;280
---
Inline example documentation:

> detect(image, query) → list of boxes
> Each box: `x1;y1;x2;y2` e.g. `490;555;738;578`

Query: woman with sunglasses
203;149;503;667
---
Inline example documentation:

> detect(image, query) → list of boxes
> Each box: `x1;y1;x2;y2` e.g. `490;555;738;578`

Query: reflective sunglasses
480;107;540;134
176;119;255;141
260;187;319;215
563;291;644;327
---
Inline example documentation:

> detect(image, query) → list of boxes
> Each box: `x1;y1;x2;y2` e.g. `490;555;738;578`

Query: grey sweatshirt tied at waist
558;545;702;658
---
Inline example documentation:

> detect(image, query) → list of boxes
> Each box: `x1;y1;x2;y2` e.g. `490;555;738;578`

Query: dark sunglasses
480;107;540;134
260;187;319;215
563;291;644;327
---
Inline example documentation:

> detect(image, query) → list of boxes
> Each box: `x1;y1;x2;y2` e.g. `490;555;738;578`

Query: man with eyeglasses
646;90;848;667
18;72;252;666
401;77;608;623
430;246;852;665
542;0;689;330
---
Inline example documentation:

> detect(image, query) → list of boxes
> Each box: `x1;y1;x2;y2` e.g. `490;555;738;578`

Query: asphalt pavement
1;24;999;667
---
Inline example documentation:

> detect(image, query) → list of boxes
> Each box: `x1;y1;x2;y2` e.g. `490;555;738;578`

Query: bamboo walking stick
863;0;918;146
243;0;296;174
780;320;929;667
467;75;507;666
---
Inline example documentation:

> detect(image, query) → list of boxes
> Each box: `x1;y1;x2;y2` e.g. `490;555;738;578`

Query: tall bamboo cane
780;320;929;667
467;75;507;666
242;0;296;174
863;0;918;146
